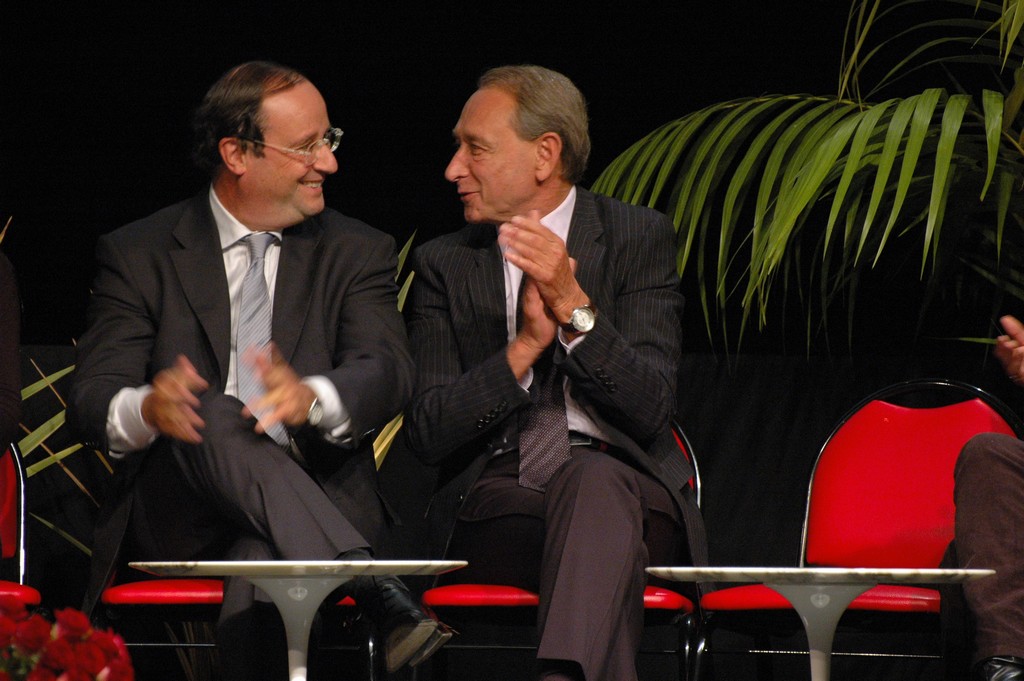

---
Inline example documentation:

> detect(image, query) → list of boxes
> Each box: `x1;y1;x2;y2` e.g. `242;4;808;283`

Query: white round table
647;566;994;681
131;560;467;681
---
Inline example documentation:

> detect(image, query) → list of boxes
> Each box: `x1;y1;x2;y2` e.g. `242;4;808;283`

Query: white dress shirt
503;186;619;445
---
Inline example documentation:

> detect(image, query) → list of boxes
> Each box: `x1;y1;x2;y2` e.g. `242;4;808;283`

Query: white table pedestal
131;560;467;681
648;566;995;681
767;582;872;681
246;574;348;681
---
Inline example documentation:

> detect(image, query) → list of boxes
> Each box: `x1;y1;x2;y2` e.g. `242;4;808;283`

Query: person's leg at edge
955;433;1024;680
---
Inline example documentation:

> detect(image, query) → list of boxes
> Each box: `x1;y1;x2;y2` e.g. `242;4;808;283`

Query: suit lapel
566;189;606;308
169;195;231;387
467;226;509;355
274;220;320;362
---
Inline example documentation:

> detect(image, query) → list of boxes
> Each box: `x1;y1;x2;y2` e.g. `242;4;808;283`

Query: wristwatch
306;397;324;428
563;305;597;334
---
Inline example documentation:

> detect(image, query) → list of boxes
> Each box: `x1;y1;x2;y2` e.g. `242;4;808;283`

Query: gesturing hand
497;210;588;323
996;315;1024;386
243;343;318;433
141;355;209;444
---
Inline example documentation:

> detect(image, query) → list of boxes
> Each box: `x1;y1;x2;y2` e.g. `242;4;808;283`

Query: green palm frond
373;231;417;466
592;0;1024;349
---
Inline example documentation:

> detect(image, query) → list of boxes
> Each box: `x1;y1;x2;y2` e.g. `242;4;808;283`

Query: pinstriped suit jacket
405;188;707;566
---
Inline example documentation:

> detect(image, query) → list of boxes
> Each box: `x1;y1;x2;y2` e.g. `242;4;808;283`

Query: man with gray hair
405;64;707;681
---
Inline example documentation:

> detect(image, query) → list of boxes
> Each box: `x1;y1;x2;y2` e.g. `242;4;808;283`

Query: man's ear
219;137;247;176
535;132;564;183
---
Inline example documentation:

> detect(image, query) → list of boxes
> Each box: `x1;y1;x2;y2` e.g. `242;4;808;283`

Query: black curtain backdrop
1;1;850;347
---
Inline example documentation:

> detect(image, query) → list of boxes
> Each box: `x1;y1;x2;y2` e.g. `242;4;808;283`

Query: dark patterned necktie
518;350;572;491
236;232;288;446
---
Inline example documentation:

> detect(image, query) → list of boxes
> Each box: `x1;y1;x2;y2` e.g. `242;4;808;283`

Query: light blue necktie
236;232;289;446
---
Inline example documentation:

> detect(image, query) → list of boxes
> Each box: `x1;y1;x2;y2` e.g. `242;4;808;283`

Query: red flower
54;669;90;681
85;632;117;664
97;658;133;681
0;606;132;681
0;600;26;624
51;612;89;642
13;616;51;653
38;638;73;672
0;617;16;648
23;669;55;681
70;641;106;676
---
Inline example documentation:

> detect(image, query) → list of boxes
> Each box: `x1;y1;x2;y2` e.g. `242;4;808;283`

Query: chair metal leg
690;615;708;681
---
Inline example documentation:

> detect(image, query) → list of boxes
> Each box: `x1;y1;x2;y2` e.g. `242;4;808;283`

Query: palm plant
592;0;1024;351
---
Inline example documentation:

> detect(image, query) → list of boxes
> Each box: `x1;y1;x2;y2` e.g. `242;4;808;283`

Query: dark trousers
128;392;370;681
442;446;686;681
954;432;1024;663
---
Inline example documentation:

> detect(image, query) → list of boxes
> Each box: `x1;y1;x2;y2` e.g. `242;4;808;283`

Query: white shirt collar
208;186;283;248
542;185;577;244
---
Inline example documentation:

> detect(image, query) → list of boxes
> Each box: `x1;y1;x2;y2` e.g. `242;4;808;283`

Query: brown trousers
954;432;1024;663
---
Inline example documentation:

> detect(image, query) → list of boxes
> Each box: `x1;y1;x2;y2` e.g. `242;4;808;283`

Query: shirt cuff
558;327;587;352
106;385;159;457
302;376;353;444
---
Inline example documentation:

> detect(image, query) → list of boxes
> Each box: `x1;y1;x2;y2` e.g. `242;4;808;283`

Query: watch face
571;306;596;332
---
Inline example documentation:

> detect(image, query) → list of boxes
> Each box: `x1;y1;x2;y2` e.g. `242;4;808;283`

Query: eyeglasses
241;127;343;166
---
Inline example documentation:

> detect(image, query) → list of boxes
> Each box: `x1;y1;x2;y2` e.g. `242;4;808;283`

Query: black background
1;1;850;347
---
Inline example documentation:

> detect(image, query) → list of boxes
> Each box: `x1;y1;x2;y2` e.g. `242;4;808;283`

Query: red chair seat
848;585;940;613
702;584;789;610
102;579;224;606
644;586;694;611
423;584;540;608
0;580;41;606
702;583;939;614
422;583;692;613
101;579;359;608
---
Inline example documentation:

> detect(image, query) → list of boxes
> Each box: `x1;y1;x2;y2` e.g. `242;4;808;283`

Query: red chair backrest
804;387;1020;569
671;421;701;507
0;448;18;561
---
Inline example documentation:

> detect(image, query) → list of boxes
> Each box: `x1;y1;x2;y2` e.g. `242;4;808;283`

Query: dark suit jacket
404;188;707;566
69;191;414;615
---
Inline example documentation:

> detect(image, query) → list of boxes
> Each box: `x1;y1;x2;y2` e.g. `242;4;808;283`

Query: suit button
476;419;486;429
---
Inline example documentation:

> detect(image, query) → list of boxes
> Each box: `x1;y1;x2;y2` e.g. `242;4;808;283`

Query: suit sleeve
319;234;415;448
68;235;159;450
403;244;531;465
559;209;683;447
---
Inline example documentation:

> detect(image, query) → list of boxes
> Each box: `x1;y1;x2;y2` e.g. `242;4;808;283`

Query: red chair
0;443;41;606
692;379;1024;680
102;571;380;678
418;421;702;681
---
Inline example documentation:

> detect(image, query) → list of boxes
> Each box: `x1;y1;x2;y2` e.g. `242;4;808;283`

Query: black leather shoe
976;656;1024;681
348;574;451;672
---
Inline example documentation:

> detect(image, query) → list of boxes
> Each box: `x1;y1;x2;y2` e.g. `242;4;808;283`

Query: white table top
130;560;467;578
647;566;994;585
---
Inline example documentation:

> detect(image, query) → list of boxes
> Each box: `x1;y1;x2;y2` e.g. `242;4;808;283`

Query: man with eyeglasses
69;61;448;680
